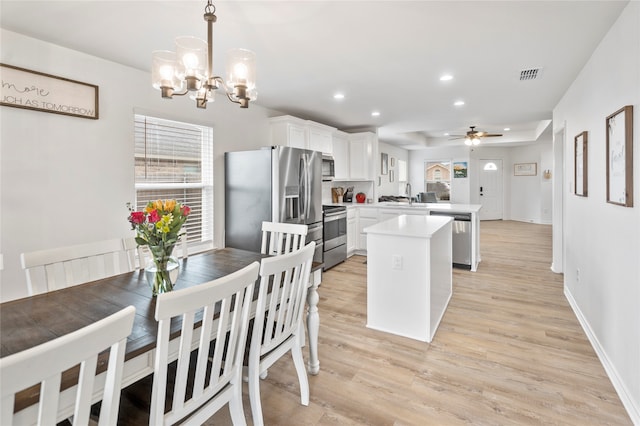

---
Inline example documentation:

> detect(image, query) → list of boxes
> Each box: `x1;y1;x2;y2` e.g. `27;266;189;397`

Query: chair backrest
260;221;308;256
21;238;132;295
253;242;315;357
149;262;260;425
0;305;136;425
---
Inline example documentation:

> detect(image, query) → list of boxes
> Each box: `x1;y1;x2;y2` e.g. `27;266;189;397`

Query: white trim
564;287;640;424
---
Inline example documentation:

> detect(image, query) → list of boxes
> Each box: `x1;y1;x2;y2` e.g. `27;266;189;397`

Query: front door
479;159;503;220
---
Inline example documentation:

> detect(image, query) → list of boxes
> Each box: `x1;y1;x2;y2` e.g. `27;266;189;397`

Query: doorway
479;159;503;220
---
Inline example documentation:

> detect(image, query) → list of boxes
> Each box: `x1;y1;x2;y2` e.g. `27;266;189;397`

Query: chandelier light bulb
465;138;472;146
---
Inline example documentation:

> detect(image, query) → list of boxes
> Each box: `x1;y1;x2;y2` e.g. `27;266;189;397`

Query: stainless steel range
322;205;347;270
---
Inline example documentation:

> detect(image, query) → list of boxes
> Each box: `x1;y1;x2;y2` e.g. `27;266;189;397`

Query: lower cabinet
356;208;379;253
347;207;357;257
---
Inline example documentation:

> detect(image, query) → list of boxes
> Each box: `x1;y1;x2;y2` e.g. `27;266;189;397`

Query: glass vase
145;244;180;296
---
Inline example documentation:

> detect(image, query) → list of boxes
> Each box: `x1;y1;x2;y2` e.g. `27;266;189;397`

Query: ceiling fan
449;126;503;145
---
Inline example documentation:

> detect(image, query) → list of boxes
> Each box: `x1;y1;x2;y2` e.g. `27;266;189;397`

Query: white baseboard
564;287;640;425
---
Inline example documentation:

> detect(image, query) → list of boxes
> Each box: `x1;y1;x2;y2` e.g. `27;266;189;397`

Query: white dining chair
0;305;136;425
248;241;315;426
119;262;259;425
260;221;308;256
20;238;133;296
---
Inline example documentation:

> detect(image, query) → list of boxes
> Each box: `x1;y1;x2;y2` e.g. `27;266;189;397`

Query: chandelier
151;0;257;109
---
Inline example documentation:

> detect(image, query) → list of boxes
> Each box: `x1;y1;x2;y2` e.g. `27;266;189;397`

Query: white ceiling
0;1;629;149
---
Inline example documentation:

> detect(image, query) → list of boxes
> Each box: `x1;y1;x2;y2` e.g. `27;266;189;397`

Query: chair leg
248;364;265;426
291;337;310;406
228;380;247;426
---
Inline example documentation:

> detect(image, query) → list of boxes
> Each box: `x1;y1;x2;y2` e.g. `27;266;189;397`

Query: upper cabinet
332;130;350;180
348;132;377;180
269;116;335;154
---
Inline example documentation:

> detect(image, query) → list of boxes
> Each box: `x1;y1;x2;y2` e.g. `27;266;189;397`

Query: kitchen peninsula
364;215;453;342
343;202;481;271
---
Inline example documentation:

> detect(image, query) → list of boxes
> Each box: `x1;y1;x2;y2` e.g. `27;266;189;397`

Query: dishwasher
429;210;472;270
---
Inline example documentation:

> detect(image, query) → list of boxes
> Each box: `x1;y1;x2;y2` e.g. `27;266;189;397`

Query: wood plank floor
208;220;631;425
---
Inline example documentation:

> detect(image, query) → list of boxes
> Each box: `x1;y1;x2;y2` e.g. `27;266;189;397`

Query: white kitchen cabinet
332;131;350;179
347;207;357;256
308;123;334;154
349;132;376;180
270;115;335;153
356;207;378;252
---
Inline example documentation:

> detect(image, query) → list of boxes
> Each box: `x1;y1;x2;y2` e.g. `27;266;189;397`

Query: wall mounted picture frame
381;152;388;175
514;163;537;176
606;105;633;207
453;162;468;178
0;63;99;119
389;170;394;182
390;157;396;168
574;131;588;197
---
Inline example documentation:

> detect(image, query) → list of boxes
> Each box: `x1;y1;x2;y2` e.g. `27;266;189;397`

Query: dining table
0;247;323;424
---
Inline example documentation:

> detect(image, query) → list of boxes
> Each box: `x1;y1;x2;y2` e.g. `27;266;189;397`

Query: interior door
479;159;503;220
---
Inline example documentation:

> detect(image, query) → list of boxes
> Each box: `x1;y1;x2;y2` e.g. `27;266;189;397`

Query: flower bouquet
127;199;191;295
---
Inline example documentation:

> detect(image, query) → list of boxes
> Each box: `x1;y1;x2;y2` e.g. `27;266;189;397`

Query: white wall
377;141;410;197
408;142;552;222
0;29;275;302
553;2;640;422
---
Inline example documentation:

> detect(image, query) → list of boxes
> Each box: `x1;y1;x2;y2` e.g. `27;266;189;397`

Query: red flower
181;205;191;216
129;211;146;225
148;210;161;223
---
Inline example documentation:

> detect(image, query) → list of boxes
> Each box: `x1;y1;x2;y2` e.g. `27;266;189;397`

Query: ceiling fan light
464;138;472;146
472;137;481;145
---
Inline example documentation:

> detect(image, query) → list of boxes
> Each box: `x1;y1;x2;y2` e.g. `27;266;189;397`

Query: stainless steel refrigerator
224;146;323;263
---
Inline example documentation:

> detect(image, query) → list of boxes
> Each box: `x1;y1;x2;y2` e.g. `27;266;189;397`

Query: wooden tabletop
0;248;269;360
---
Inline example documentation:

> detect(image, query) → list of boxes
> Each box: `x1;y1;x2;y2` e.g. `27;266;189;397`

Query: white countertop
326;202;481;213
364;214;452;238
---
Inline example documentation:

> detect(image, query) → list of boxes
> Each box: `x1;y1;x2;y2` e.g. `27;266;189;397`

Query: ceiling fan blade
481;133;503;137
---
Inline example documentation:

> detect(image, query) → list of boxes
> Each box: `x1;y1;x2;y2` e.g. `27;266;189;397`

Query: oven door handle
324;213;346;222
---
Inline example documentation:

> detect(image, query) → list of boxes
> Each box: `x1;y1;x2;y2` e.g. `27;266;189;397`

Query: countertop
325;202;482;213
363;214;452;238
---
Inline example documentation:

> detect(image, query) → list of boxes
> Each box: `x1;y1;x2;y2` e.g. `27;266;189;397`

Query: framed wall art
0;63;99;119
606;105;633;207
514;163;537;176
574;131;588;197
381;152;388;175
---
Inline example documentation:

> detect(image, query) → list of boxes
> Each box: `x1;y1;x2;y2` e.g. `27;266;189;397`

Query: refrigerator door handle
299;155;307;221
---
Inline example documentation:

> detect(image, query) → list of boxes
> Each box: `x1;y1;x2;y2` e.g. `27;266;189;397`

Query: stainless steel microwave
322;155;335;181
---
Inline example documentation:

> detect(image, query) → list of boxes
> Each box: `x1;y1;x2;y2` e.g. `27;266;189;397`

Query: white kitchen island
364;215;452;342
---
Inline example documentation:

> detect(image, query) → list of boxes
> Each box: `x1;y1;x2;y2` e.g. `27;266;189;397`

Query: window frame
133;114;214;255
424;160;452;201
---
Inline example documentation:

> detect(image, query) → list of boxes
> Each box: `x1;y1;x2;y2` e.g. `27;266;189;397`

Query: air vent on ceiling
519;68;543;81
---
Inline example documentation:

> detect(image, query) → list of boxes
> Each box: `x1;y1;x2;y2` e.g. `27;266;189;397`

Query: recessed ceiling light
454;100;465;106
333;93;345;100
440;74;453;81
504;127;511;131
371;111;380;117
444;132;450;136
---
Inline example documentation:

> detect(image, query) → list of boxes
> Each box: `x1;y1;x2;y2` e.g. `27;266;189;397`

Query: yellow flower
154;200;164;211
164;199;176;211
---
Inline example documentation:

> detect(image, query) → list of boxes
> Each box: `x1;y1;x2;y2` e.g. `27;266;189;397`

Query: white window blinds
134;114;213;249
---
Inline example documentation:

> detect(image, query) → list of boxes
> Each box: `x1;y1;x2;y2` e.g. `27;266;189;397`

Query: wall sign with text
1;63;99;119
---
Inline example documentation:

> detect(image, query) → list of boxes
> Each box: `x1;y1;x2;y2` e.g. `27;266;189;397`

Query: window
424;160;451;200
134;114;213;251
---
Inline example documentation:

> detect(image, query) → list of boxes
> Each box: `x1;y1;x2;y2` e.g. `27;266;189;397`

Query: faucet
406;183;412;205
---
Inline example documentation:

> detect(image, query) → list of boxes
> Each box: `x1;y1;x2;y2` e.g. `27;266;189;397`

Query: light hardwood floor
208;220;631;425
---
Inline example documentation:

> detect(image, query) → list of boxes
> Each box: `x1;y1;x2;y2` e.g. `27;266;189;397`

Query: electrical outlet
392;255;403;270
